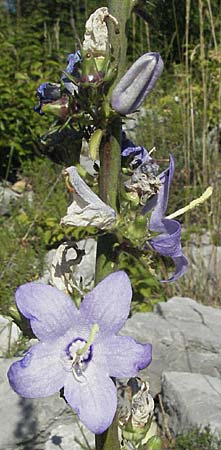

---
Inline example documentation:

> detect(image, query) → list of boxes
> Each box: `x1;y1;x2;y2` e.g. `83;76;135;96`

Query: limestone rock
0;358;70;449
0;315;21;356
160;371;221;436
122;296;221;396
44;423;94;450
0;183;20;216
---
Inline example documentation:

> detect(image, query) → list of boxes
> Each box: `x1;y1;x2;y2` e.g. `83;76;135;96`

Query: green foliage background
0;0;221;311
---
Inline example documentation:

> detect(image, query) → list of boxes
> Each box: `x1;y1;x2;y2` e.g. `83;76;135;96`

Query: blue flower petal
8;342;65;397
15;282;80;341
64;365;117;434
146;155;188;282
97;335;152;377
80;271;132;334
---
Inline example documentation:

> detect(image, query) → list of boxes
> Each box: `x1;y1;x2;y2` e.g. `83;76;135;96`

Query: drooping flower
8;271;152;434
143;155;188;282
34;82;61;115
61;166;116;229
111;52;163;115
61;51;81;95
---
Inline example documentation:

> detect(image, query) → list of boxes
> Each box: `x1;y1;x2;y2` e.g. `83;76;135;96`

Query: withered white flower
82;7;119;57
50;239;97;294
61;166;116;229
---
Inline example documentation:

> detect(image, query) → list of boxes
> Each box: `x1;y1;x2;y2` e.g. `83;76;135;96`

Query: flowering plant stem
95;1;133;449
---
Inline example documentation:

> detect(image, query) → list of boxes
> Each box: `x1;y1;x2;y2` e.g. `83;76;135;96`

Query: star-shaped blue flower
8;271;152;434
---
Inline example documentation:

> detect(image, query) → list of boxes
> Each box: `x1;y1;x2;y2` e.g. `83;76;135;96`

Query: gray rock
122;297;221;396
0;184;20;216
184;233;221;298
0;315;21;356
161;371;221;436
0;358;71;449
44;423;94;450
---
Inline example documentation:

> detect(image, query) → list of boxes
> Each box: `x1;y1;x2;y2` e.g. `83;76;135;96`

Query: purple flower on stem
8;272;152;434
111;52;163;115
62;51;81;95
65;51;81;76
121;133;151;168
34;82;61;115
143;155;188;282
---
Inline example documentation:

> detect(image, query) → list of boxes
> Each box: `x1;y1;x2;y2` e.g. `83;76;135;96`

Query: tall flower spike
143;155;188;282
61;166;116;229
111;52;163;115
8;272;152;434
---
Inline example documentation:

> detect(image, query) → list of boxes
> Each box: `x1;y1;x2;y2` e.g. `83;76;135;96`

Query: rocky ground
1;295;221;449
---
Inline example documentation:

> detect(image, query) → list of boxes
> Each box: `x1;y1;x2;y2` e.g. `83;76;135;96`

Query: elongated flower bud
111;52;163;115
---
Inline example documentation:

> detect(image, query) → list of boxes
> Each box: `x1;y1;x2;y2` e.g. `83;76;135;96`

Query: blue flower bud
111;52;163;115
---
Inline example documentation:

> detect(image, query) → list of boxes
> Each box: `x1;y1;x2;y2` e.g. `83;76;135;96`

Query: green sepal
146;436;162;450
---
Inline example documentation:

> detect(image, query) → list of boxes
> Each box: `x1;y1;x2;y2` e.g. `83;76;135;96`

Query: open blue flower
143;155;188;282
8;271;152;434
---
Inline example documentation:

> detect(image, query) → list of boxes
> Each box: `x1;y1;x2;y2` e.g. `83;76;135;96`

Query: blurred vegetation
0;0;221;318
162;426;221;450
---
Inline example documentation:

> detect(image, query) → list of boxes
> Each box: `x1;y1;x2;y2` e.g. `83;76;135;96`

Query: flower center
64;323;99;381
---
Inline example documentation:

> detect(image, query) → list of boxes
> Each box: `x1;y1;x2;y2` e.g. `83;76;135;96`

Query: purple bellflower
8;271;152;434
61;51;81;95
143;155;188;282
111;52;163;115
34;82;61;115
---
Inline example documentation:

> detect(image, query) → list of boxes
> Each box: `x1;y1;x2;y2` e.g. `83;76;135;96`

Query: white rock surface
161;371;221;436
122;296;221;396
44;423;94;450
0;315;21;356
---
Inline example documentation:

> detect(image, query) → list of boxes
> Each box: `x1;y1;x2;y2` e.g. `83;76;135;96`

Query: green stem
95;2;132;449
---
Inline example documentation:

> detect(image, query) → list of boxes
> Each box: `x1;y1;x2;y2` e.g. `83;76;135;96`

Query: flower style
7;271;152;434
143;155;188;282
111;52;163;115
61;166;116;229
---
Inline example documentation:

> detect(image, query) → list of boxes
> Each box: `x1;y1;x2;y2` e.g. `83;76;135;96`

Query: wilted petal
98;335;152;377
8;342;65;397
65;51;81;75
82;7;118;58
50;242;84;293
61;51;81;95
61;166;116;229
15;282;79;341
111;52;163;115
80;271;132;333
64;364;117;434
